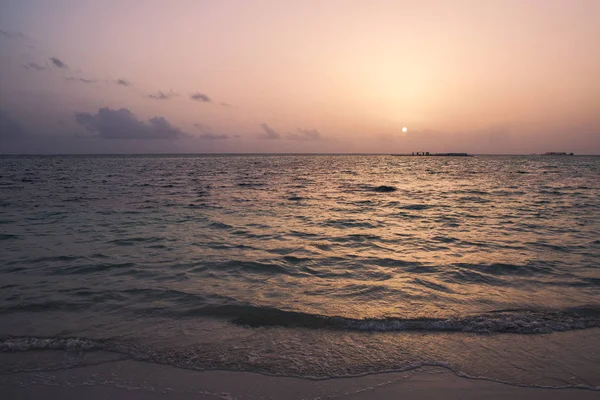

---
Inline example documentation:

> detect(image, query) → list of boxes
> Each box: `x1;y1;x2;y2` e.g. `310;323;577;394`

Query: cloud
190;92;211;102
192;123;228;139
257;125;322;141
193;123;210;133
75;107;187;139
0;29;28;40
286;128;322;141
220;102;233;107
115;79;131;86
65;77;97;84
0;110;25;138
22;62;47;71
199;133;229;140
50;57;68;69
258;123;281;140
148;91;177;100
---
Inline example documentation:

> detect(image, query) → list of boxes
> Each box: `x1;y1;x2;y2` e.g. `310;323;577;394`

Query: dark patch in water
208;221;233;230
372;185;397;193
400;204;430;210
433;236;459;243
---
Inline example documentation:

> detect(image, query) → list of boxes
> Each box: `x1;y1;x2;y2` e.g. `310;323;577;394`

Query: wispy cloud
22;62;47;71
192;123;228;139
0;29;29;40
50;57;68;69
190;92;211;102
199;133;229;140
148;90;178;100
75;107;187;139
258;123;281;140
286;128;322;141
65;77;97;84
115;79;131;86
193;123;210;132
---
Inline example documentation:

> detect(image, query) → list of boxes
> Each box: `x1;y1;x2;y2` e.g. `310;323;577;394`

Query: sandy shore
2;357;598;400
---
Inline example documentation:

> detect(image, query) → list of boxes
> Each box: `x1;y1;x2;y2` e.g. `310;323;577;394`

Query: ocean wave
2;307;599;355
453;262;554;276
49;262;136;275
109;237;163;246
176;304;600;334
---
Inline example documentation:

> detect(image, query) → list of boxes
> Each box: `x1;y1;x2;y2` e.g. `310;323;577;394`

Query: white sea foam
0;337;101;352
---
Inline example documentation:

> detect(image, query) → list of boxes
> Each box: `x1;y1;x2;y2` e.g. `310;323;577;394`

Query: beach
3;355;599;400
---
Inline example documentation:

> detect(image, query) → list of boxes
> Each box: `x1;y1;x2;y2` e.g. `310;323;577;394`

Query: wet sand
2;358;598;400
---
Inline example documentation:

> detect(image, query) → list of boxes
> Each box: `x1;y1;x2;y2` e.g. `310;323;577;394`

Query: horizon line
1;152;597;157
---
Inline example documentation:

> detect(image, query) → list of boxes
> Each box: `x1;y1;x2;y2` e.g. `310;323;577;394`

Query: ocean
1;154;599;388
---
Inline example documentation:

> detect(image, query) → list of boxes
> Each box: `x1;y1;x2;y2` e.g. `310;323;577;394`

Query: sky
0;0;599;154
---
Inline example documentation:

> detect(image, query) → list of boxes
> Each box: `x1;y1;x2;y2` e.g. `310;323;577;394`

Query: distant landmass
392;152;471;157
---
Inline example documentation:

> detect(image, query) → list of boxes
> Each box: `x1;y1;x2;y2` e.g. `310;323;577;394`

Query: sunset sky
1;0;599;154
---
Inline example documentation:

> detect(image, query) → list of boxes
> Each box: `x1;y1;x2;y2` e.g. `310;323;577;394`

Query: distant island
391;152;471;157
389;152;576;157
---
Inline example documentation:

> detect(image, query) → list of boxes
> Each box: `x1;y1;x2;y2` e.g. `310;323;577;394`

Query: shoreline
2;358;598;400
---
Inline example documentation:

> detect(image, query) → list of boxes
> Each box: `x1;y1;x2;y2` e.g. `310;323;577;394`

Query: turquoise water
1;155;599;387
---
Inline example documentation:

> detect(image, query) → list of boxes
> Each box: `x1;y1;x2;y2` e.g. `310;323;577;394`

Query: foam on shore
1;357;598;400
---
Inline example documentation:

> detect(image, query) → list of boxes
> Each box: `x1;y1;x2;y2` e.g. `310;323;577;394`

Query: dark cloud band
50;57;68;69
191;92;211;102
258;123;281;140
75;107;187;140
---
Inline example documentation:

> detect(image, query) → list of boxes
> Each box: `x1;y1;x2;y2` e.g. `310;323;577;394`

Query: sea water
1;154;599;388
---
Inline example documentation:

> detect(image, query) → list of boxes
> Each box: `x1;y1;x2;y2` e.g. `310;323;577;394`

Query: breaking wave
190;304;600;334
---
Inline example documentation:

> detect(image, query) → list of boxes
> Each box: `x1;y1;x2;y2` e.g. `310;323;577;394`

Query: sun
402;127;408;133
